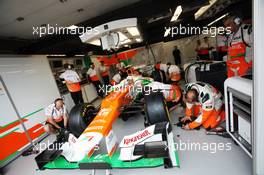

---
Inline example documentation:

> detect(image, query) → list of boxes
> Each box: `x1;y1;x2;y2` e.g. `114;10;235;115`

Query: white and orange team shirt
99;65;109;77
59;70;80;83
59;70;81;92
227;24;253;63
184;82;223;129
168;65;180;74
45;103;67;123
87;68;99;81
159;64;168;73
111;73;121;85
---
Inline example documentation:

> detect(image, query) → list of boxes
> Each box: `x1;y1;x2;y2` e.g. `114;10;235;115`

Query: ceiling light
195;0;217;20
118;32;128;42
67;25;78;30
170;5;182;22
46;54;66;57
207;13;229;26
135;38;142;42
127;27;140;36
164;28;171;37
89;39;101;46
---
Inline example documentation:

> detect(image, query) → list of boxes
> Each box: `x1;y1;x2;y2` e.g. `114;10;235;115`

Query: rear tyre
68;103;97;137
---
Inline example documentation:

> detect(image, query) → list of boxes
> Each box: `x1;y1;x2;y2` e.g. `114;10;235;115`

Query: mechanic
167;62;181;83
59;64;84;105
155;62;168;83
181;82;225;130
199;37;211;60
116;58;126;71
99;61;110;85
216;34;228;61
87;63;103;97
223;14;253;77
111;71;122;85
44;98;68;134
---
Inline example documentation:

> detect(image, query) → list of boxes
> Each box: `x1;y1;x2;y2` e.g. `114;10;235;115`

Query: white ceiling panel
0;0;142;39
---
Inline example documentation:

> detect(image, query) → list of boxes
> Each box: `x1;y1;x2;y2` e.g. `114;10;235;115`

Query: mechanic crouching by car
180;82;225;130
44;98;68;136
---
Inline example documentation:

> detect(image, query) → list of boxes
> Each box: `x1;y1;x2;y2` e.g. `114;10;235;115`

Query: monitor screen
52;60;63;68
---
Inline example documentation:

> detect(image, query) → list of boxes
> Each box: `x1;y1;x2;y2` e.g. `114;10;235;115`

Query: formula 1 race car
35;76;181;171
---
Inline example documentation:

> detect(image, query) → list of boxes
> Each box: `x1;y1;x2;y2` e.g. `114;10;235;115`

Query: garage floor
3;106;252;175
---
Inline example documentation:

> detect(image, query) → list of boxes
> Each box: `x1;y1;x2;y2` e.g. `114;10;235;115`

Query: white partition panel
0;55;60;167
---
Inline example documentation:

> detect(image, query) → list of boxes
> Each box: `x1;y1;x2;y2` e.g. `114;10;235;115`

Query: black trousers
70;90;84;105
92;80;104;97
174;57;181;66
102;76;110;85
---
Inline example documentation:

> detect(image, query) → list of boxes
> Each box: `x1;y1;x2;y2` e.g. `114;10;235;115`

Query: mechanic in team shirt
44;98;68;134
166;62;181;83
116;58;126;71
99;61;110;85
87;63;103;97
223;14;253;77
155;62;168;83
59;64;84;105
181;82;225;130
111;71;122;86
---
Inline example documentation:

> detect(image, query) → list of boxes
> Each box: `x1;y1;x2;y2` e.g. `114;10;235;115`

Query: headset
233;16;241;25
224;13;242;26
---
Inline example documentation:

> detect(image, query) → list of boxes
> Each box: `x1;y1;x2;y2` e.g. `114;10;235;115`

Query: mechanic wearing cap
181;82;225;130
223;14;253;77
87;63;103;97
99;61;110;85
167;62;181;83
44;98;68;134
59;64;84;105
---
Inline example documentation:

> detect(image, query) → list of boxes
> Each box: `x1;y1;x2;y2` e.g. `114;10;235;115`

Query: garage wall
146;34;217;66
0;55;60;167
90;34;216;70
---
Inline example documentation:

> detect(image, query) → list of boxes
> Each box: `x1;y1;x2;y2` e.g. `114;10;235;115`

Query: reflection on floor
3;106;252;175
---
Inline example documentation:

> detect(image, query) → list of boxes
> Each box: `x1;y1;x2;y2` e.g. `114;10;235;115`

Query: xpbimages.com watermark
98;83;176;96
164;24;232;37
33;139;232;154
32;24;99;37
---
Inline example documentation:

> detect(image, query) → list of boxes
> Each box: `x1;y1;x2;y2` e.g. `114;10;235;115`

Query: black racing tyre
68;103;97;137
144;91;170;126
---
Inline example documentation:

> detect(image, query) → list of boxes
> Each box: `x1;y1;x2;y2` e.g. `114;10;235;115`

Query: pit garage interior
0;0;264;175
